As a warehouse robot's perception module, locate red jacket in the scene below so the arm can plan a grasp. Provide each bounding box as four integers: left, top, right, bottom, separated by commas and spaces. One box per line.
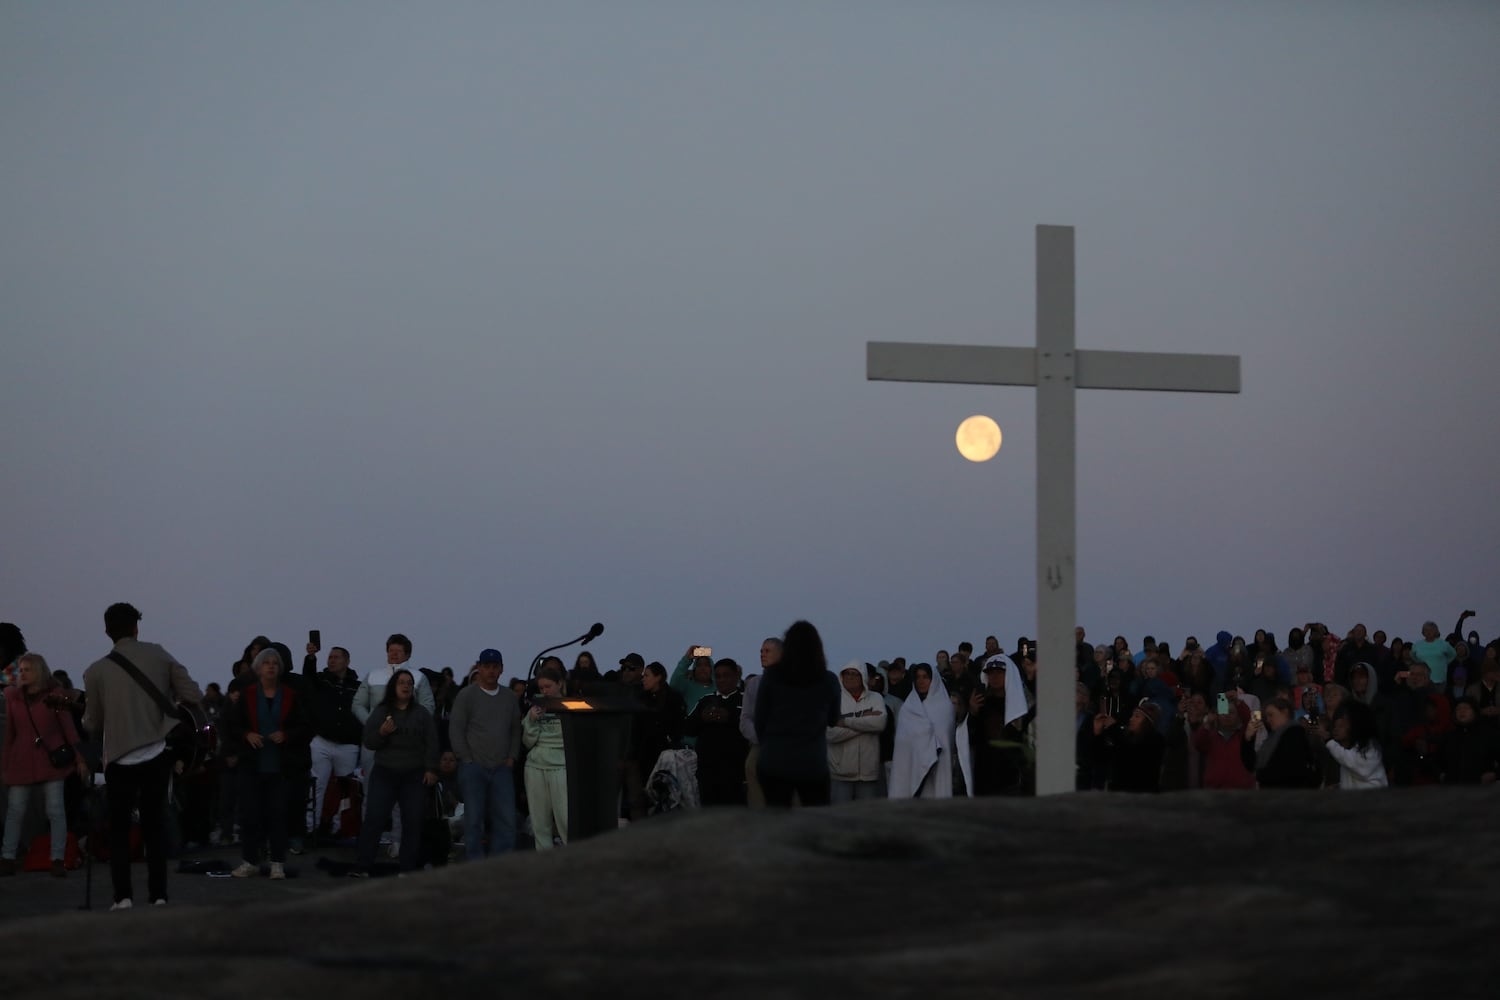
1190, 703, 1256, 790
2, 686, 82, 786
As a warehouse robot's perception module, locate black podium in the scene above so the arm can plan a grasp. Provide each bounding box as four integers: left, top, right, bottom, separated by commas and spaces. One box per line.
538, 690, 644, 841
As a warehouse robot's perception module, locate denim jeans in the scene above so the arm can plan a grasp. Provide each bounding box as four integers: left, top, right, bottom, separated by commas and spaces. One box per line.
457, 761, 516, 860
830, 779, 881, 804
1, 780, 66, 861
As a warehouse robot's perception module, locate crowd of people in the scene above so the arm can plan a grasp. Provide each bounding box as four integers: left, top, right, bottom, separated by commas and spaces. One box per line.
1, 607, 1496, 907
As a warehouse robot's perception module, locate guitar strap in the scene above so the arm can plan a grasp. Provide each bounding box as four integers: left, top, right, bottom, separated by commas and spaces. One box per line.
106, 650, 179, 721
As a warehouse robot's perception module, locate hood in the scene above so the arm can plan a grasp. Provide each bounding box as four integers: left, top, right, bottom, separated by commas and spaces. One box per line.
1213, 631, 1233, 652
1350, 662, 1378, 704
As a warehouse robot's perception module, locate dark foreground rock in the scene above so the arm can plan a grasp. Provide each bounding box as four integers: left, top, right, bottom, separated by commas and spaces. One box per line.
1, 789, 1496, 999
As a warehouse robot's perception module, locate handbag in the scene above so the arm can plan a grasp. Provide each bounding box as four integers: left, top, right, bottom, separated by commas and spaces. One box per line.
23, 696, 77, 769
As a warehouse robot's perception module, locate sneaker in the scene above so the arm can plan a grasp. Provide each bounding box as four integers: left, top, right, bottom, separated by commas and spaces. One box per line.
230, 861, 258, 879
288, 839, 305, 856
347, 869, 369, 879
269, 862, 286, 880
109, 899, 133, 911
50, 861, 66, 879
153, 899, 167, 907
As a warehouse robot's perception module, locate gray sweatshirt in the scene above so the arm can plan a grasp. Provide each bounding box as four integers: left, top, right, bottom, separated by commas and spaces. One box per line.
448, 683, 522, 767
362, 702, 439, 773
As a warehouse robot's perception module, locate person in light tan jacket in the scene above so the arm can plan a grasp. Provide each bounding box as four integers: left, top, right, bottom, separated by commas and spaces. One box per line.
82, 603, 201, 910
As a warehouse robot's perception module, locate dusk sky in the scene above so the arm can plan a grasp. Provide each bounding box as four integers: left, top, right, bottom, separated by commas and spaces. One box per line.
4, 2, 1497, 686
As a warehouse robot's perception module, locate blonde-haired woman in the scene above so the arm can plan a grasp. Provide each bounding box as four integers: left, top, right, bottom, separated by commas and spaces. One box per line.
1, 653, 89, 876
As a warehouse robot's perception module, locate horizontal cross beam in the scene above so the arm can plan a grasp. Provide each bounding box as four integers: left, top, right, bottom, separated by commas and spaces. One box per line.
867, 342, 1241, 394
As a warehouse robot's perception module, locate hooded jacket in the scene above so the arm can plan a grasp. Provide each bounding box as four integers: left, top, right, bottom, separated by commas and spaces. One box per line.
826, 678, 887, 783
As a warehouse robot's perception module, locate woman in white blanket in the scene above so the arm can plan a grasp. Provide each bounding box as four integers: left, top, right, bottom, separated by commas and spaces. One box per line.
888, 663, 972, 798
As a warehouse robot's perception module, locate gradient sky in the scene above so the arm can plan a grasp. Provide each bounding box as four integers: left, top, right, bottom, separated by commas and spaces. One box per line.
3, 1, 1497, 687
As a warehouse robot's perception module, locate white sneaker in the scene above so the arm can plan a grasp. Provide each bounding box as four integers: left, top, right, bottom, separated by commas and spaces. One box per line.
109, 899, 133, 911
152, 899, 167, 906
269, 862, 285, 880
230, 861, 258, 878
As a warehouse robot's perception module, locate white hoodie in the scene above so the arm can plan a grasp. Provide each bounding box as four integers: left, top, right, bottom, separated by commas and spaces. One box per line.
827, 677, 887, 782
1324, 739, 1388, 789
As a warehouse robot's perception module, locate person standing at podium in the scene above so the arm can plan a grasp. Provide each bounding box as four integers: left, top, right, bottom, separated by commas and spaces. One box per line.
522, 666, 568, 850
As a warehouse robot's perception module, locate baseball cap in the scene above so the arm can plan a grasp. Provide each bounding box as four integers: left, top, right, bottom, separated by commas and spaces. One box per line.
477, 648, 503, 666
619, 652, 645, 669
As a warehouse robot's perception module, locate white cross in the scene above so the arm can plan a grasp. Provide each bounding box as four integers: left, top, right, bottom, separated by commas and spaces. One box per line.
867, 224, 1241, 796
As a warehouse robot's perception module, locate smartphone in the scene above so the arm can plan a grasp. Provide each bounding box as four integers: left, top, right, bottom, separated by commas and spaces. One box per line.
309, 629, 321, 650
692, 646, 712, 658
1251, 709, 1262, 722
1216, 693, 1230, 715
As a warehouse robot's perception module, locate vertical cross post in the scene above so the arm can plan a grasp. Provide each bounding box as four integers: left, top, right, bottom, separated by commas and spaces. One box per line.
1033, 225, 1078, 796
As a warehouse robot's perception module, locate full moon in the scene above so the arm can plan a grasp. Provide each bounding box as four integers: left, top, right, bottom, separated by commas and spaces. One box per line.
955, 415, 1002, 462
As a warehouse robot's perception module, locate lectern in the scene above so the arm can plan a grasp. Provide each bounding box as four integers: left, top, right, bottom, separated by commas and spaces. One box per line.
537, 689, 645, 841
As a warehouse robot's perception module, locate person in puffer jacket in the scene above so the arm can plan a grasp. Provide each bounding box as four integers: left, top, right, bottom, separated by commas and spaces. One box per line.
827, 662, 887, 803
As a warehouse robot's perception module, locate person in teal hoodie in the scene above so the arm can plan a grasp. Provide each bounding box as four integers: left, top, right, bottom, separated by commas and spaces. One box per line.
670, 646, 717, 745
522, 665, 568, 850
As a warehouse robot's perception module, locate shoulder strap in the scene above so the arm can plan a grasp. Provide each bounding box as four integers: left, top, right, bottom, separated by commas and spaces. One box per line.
107, 650, 178, 721
20, 692, 50, 746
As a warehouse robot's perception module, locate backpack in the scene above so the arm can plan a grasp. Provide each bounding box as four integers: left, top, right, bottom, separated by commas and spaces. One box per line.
646, 749, 701, 814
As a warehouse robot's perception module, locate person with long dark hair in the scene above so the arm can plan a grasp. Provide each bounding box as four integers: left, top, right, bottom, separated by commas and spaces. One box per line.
1313, 700, 1387, 789
753, 621, 841, 807
626, 662, 686, 819
351, 669, 438, 876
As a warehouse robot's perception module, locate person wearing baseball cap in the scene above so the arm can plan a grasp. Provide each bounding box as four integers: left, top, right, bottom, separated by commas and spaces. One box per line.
447, 648, 521, 859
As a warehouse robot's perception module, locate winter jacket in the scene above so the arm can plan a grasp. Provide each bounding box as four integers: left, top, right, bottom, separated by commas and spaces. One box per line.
227, 681, 314, 777
351, 664, 434, 724
1, 686, 82, 786
302, 655, 363, 745
826, 686, 887, 782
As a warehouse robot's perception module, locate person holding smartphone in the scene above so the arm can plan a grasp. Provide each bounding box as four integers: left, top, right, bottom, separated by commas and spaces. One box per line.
521, 666, 569, 850
351, 669, 438, 876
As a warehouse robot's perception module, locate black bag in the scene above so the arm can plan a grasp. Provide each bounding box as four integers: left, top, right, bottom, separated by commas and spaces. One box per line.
22, 696, 77, 769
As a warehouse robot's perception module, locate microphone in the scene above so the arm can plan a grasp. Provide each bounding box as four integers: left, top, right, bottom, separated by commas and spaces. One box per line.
527, 623, 608, 684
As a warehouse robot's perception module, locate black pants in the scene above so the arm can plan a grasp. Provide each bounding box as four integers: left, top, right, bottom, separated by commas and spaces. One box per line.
358, 765, 426, 872
105, 753, 171, 904
759, 771, 830, 808
239, 769, 289, 865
